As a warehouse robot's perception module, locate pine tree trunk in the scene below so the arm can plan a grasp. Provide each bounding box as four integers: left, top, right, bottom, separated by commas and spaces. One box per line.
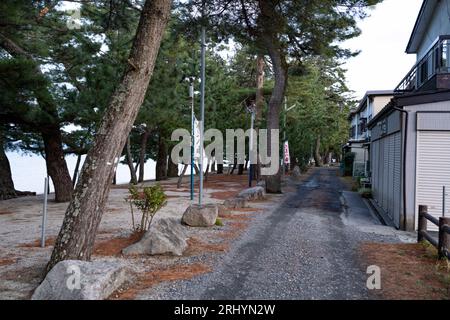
167, 146, 179, 177
314, 135, 322, 167
230, 156, 237, 175
0, 143, 16, 200
261, 43, 286, 193
46, 0, 171, 273
204, 163, 210, 182
255, 54, 265, 183
156, 134, 168, 181
138, 130, 149, 182
72, 154, 82, 187
125, 135, 137, 184
42, 128, 73, 202
255, 54, 265, 122
259, 1, 287, 194
177, 164, 188, 188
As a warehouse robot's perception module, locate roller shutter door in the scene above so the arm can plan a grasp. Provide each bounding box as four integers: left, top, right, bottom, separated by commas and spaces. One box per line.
393, 133, 401, 228
416, 131, 450, 231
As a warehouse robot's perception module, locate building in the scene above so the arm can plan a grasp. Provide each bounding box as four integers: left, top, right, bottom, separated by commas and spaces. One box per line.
344, 91, 393, 177
368, 0, 450, 231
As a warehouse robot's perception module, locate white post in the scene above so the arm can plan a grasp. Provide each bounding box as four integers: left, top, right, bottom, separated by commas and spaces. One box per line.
41, 176, 49, 248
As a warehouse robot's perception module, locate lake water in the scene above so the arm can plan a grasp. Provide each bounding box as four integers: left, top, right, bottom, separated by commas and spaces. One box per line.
7, 151, 159, 195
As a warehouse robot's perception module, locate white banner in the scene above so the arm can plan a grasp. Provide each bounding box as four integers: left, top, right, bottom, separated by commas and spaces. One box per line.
283, 141, 290, 164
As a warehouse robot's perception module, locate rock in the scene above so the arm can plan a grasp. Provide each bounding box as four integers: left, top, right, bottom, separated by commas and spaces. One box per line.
31, 260, 127, 300
292, 166, 301, 178
182, 203, 218, 227
122, 218, 187, 256
236, 186, 265, 201
223, 197, 248, 209
217, 204, 228, 217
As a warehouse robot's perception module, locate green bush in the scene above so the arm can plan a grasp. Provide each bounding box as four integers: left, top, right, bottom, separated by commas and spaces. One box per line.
343, 152, 355, 176
358, 188, 372, 199
215, 217, 224, 227
125, 184, 167, 232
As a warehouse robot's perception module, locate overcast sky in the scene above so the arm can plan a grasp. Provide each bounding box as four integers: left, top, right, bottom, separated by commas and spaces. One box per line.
343, 0, 423, 99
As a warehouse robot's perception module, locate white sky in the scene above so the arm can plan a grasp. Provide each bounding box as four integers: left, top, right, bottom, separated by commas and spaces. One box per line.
343, 0, 423, 99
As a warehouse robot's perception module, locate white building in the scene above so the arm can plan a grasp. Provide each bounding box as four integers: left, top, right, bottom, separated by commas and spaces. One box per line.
344, 91, 393, 177
368, 0, 450, 230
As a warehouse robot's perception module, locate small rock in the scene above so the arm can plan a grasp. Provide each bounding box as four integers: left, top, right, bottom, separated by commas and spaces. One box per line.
223, 197, 248, 209
292, 166, 301, 178
217, 204, 228, 217
236, 186, 265, 201
182, 203, 218, 227
31, 260, 127, 300
122, 218, 187, 256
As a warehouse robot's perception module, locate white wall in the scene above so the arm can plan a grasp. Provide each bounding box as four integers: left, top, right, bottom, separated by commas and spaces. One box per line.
416, 0, 450, 60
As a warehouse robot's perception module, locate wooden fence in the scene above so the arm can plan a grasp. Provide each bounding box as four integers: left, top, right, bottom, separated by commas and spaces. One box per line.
417, 205, 450, 260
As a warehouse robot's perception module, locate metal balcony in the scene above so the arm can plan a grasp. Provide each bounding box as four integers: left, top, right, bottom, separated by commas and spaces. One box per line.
395, 35, 450, 93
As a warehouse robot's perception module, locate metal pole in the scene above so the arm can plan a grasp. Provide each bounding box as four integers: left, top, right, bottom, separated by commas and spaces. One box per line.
282, 97, 287, 175
41, 176, 48, 248
249, 111, 255, 187
190, 83, 194, 201
199, 5, 206, 207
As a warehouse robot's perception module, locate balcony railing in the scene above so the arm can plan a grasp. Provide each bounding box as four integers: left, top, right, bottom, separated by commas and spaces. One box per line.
395, 35, 450, 92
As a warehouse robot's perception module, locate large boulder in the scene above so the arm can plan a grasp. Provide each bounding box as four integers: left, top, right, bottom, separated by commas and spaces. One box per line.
32, 260, 127, 300
122, 218, 187, 256
182, 203, 218, 227
236, 186, 265, 201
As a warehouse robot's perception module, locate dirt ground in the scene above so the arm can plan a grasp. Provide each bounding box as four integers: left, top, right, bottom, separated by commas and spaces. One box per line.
360, 242, 450, 300
0, 173, 275, 300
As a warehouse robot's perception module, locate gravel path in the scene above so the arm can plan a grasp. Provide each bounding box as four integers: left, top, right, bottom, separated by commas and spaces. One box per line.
138, 167, 414, 300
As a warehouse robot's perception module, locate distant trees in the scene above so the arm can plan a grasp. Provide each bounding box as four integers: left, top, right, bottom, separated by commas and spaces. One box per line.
178, 0, 382, 192
286, 59, 351, 169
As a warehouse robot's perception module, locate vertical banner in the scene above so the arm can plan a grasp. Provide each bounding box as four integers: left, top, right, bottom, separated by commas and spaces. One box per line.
194, 117, 201, 160
284, 141, 290, 164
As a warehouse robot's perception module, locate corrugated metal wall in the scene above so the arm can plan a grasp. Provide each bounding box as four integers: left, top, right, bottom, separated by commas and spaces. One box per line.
416, 131, 450, 231
371, 132, 402, 228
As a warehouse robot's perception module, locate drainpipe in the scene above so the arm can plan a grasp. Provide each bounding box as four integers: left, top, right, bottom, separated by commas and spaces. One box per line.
393, 106, 409, 230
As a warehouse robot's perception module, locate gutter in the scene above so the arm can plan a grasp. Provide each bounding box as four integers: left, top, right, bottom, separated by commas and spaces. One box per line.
393, 106, 409, 230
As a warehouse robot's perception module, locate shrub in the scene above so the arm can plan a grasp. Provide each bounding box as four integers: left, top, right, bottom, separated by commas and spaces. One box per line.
343, 152, 355, 176
215, 217, 224, 227
125, 184, 167, 232
358, 188, 372, 199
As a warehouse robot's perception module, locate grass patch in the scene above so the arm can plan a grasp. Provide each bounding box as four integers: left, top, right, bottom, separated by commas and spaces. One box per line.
360, 242, 450, 300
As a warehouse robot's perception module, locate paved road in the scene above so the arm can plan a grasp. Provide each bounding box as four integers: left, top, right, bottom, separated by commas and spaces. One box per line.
141, 167, 411, 300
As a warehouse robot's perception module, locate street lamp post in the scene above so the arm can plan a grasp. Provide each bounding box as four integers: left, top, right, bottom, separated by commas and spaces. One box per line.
189, 81, 194, 201
199, 2, 206, 207
246, 103, 256, 187
282, 97, 287, 175
282, 98, 299, 175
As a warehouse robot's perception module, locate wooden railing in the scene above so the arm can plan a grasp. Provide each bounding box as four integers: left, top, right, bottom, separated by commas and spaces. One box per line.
417, 205, 450, 259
